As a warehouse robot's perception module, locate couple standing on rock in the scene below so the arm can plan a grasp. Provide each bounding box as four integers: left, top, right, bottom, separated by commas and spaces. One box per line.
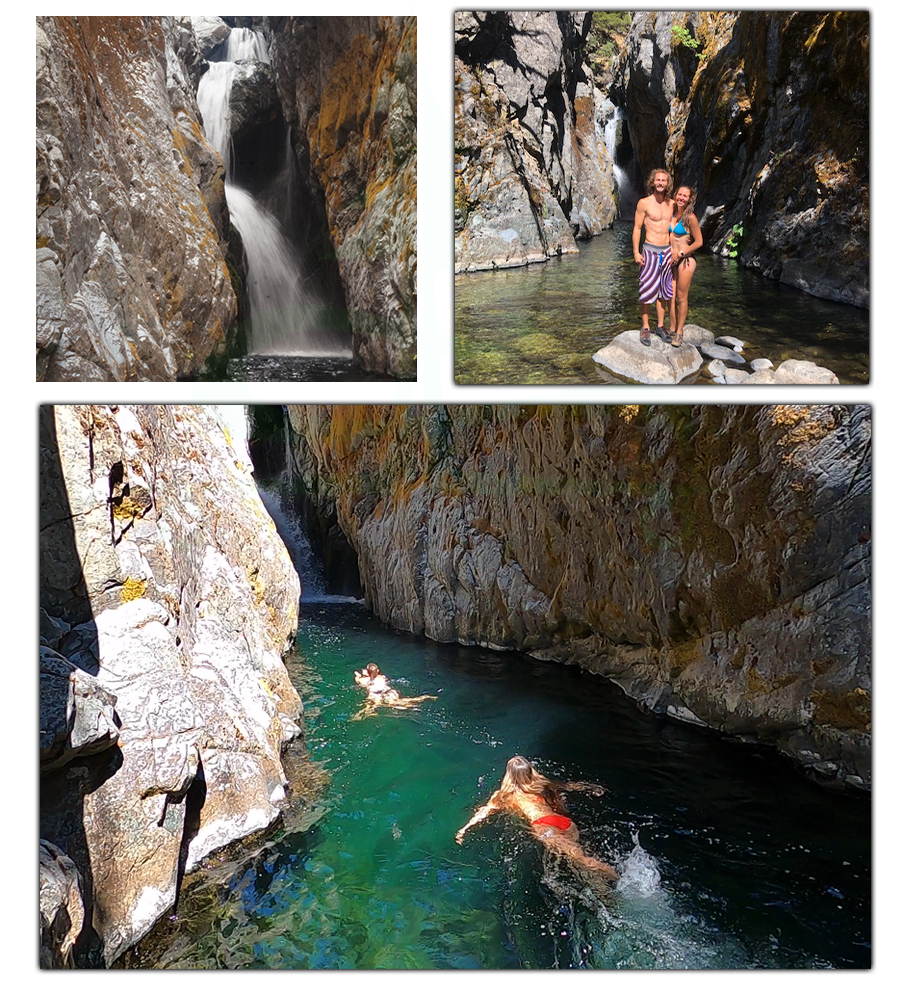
633, 168, 703, 349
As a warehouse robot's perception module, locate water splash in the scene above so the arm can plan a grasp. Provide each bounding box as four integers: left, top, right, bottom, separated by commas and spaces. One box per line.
616, 831, 662, 897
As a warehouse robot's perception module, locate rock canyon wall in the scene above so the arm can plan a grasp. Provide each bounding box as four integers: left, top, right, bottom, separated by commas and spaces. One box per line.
272, 16, 417, 378
455, 11, 616, 272
285, 404, 871, 791
36, 16, 416, 379
40, 405, 302, 964
611, 10, 868, 306
37, 18, 237, 380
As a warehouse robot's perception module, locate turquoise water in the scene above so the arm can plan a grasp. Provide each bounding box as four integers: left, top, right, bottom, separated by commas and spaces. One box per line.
455, 225, 870, 384
124, 602, 870, 970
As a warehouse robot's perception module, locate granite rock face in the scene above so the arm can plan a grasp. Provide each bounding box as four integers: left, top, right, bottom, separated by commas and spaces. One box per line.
36, 17, 238, 380
286, 404, 871, 790
39, 405, 302, 964
272, 17, 417, 378
40, 840, 85, 968
455, 11, 616, 272
611, 11, 869, 307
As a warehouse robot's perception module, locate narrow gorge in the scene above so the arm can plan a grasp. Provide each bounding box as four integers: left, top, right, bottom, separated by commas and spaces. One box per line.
454, 11, 869, 385
36, 16, 416, 381
40, 404, 871, 969
455, 10, 868, 306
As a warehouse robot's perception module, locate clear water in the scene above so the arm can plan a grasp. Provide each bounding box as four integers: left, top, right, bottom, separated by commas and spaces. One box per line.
187, 354, 401, 382
122, 603, 870, 970
455, 225, 869, 384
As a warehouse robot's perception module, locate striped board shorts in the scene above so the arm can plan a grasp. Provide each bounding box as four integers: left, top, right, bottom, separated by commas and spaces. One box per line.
639, 243, 674, 303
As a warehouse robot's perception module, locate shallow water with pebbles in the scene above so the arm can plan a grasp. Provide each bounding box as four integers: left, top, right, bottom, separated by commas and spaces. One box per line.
455, 224, 869, 385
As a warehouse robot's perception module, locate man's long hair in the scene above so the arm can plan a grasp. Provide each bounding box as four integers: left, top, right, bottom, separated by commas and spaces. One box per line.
645, 167, 673, 198
495, 756, 568, 814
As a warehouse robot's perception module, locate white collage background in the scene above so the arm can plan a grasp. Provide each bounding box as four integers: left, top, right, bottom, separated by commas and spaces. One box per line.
16, 2, 892, 996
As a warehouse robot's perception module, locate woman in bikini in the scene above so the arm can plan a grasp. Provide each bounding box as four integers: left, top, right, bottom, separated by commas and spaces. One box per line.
667, 185, 703, 348
454, 756, 618, 882
352, 662, 436, 717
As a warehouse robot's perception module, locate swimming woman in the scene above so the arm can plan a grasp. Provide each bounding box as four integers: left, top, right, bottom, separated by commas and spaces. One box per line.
667, 184, 703, 347
352, 662, 436, 718
455, 756, 618, 882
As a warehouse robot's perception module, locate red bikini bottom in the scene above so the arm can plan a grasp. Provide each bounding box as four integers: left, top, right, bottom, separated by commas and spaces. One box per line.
532, 814, 572, 831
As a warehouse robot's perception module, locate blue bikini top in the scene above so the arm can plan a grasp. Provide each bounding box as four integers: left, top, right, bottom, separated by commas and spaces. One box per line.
669, 217, 688, 237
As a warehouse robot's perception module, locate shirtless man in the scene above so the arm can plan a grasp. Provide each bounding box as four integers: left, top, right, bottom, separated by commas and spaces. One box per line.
633, 168, 675, 345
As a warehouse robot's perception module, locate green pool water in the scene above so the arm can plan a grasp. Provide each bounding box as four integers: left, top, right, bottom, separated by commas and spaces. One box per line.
122, 602, 870, 970
454, 225, 870, 385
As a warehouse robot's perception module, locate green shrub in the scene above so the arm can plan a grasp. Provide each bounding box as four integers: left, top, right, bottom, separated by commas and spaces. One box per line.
725, 223, 745, 258
671, 24, 702, 52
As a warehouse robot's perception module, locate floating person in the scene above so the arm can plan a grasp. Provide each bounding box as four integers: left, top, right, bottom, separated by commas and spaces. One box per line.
632, 167, 675, 346
351, 662, 437, 719
667, 183, 703, 348
455, 756, 618, 883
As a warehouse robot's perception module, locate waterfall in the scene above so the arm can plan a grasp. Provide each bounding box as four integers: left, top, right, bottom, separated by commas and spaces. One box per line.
256, 479, 359, 605
196, 26, 347, 357
225, 186, 348, 356
603, 106, 640, 221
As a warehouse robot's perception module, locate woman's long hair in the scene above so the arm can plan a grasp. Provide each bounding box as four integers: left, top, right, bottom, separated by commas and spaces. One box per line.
496, 756, 568, 814
673, 185, 696, 224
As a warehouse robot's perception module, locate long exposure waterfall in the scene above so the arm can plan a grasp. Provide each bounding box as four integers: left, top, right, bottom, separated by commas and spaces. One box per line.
603, 107, 640, 221
197, 27, 348, 357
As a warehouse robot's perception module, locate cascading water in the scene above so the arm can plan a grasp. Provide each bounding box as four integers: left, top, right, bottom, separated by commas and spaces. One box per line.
196, 26, 348, 357
603, 106, 640, 220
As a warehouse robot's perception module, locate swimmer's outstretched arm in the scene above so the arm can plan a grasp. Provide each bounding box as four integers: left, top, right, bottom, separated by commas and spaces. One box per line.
455, 795, 500, 843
